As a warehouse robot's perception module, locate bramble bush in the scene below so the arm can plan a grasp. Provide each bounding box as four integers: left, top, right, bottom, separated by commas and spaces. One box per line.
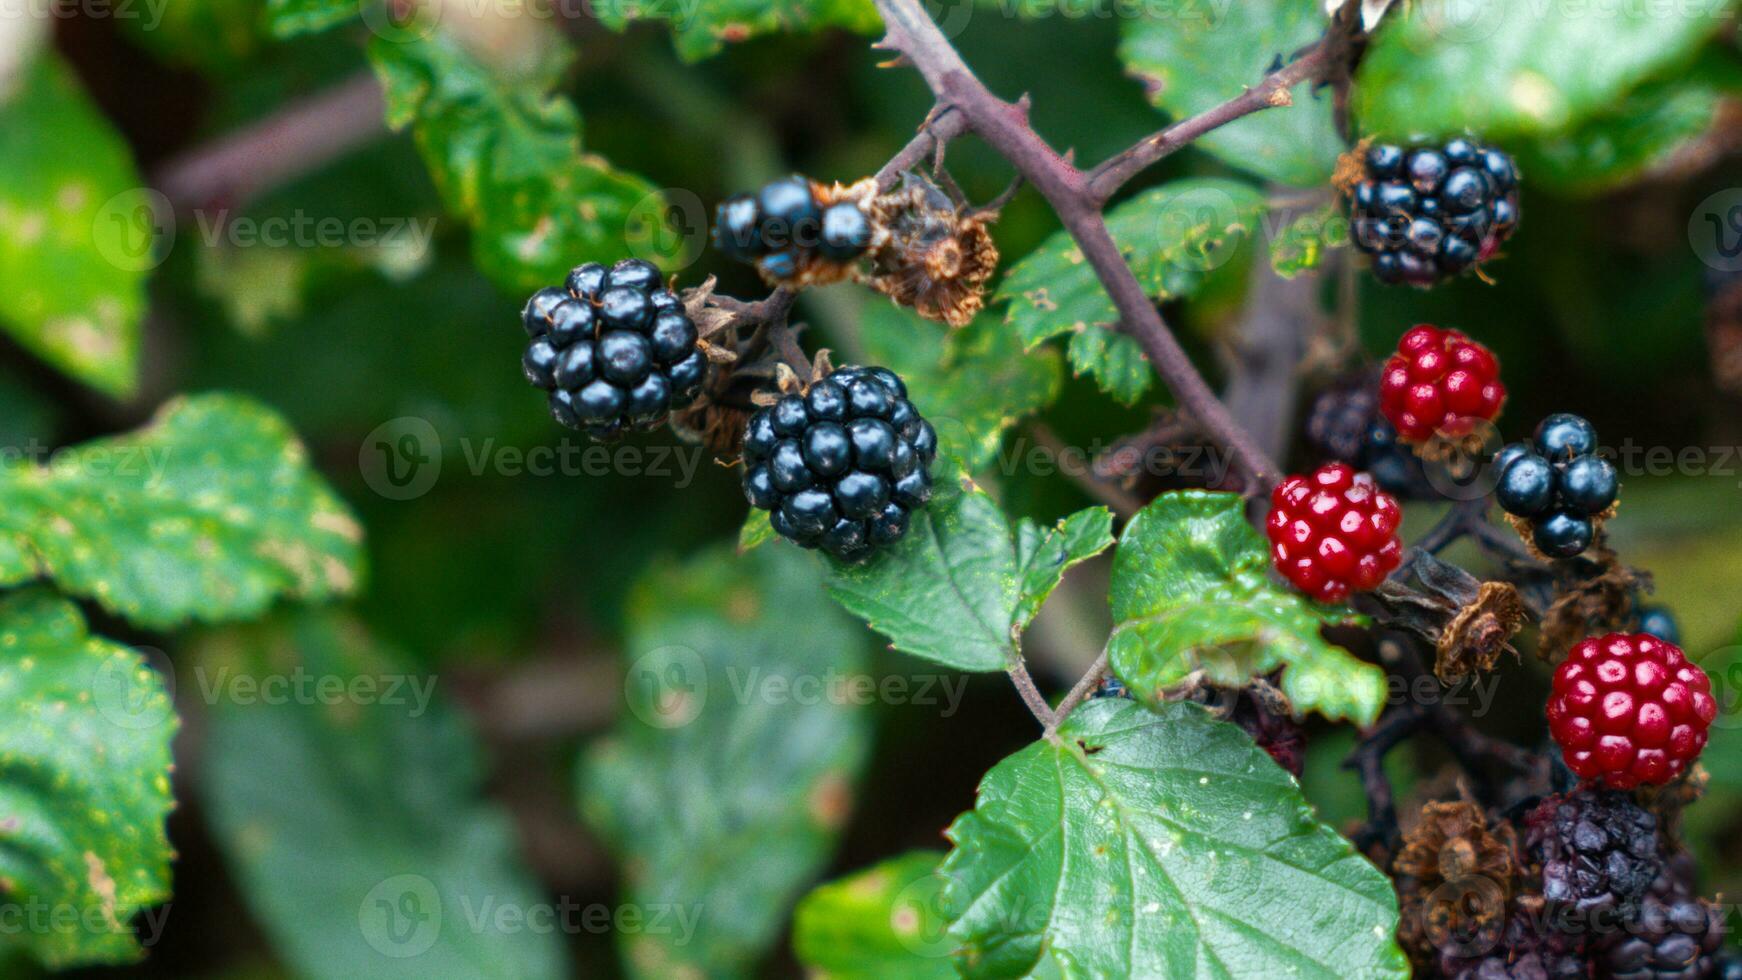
4, 0, 1742, 977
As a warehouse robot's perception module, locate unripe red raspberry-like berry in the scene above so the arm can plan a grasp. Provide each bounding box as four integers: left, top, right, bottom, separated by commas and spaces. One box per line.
1378, 324, 1506, 443
1266, 463, 1403, 603
1548, 632, 1715, 789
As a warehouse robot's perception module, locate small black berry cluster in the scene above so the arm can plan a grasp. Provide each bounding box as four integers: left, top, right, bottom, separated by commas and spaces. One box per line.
1303, 379, 1435, 499
1349, 137, 1520, 287
1494, 413, 1618, 559
742, 366, 937, 562
715, 175, 873, 281
520, 259, 707, 441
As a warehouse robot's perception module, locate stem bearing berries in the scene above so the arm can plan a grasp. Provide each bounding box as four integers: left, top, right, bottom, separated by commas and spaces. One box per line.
1547, 632, 1715, 788
1348, 138, 1520, 287
741, 365, 938, 562
1494, 413, 1618, 559
1266, 463, 1403, 603
520, 259, 707, 441
1379, 325, 1506, 444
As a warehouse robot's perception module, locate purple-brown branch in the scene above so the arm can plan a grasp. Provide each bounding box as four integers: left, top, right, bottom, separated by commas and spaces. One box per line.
872, 0, 1283, 494
1084, 44, 1335, 205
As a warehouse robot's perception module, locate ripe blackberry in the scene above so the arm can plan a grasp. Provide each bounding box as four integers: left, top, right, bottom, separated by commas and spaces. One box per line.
741, 366, 937, 562
1494, 414, 1617, 559
520, 259, 706, 441
713, 175, 874, 284
1598, 870, 1723, 980
1524, 788, 1661, 928
1379, 324, 1506, 443
1265, 462, 1404, 603
1349, 137, 1520, 287
1547, 632, 1714, 788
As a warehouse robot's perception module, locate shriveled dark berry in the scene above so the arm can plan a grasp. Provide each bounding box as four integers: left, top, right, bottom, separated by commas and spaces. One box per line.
1524, 787, 1661, 926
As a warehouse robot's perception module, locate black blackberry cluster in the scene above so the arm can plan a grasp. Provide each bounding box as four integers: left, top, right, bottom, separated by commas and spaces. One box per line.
1350, 137, 1520, 287
742, 366, 937, 562
520, 259, 706, 441
1599, 856, 1723, 980
1303, 379, 1435, 498
1494, 414, 1618, 559
715, 175, 873, 280
1523, 788, 1661, 928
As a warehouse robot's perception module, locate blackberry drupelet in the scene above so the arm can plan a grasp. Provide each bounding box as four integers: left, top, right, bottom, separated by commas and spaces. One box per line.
741, 366, 938, 562
1349, 137, 1521, 287
520, 259, 706, 441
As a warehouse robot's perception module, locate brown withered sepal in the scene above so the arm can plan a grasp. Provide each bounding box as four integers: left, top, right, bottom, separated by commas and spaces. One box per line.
867, 172, 999, 328
1392, 800, 1519, 968
1362, 551, 1528, 684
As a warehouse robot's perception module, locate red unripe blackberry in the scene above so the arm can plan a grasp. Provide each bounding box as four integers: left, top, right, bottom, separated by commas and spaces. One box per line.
1266, 463, 1403, 603
1379, 324, 1506, 442
1547, 633, 1716, 789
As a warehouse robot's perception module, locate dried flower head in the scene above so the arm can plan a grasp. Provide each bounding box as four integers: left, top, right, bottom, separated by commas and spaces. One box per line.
867, 172, 999, 327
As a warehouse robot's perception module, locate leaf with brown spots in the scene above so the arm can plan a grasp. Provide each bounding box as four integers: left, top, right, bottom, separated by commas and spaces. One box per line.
0, 589, 176, 967
0, 49, 145, 397
0, 393, 364, 628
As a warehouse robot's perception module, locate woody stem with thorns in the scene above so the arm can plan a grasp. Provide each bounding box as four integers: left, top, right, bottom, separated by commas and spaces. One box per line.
862, 0, 1357, 729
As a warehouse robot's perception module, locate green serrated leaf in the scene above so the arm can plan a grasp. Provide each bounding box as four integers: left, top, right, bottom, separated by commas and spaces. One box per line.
826, 467, 1112, 672
1356, 0, 1733, 140
592, 0, 880, 61
1119, 3, 1344, 186
0, 589, 176, 968
0, 393, 365, 629
941, 698, 1408, 979
368, 30, 663, 296
1014, 506, 1115, 629
265, 0, 357, 37
579, 545, 872, 979
857, 301, 1062, 471
0, 49, 146, 397
1107, 490, 1385, 726
197, 611, 566, 979
792, 851, 956, 980
997, 179, 1266, 404
1270, 204, 1346, 279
